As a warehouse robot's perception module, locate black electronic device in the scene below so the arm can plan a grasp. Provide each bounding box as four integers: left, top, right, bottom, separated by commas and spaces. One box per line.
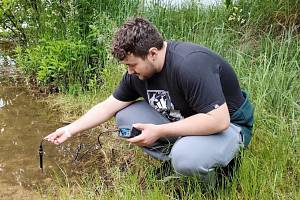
118, 127, 142, 138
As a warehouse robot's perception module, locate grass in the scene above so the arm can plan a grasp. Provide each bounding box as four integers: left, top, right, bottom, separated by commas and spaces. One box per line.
9, 0, 298, 199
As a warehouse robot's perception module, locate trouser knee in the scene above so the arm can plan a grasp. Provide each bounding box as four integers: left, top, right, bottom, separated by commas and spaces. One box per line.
170, 127, 242, 176
171, 156, 210, 176
170, 137, 213, 176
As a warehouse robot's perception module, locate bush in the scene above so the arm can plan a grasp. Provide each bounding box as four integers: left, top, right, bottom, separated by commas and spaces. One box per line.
15, 13, 116, 94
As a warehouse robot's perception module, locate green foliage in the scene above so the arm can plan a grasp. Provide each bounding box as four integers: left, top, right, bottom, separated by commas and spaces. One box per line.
15, 11, 116, 93
4, 0, 132, 93
0, 0, 54, 43
5, 0, 299, 94
16, 39, 102, 93
16, 40, 85, 88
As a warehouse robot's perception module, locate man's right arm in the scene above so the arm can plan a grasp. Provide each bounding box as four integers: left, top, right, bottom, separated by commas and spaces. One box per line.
45, 95, 133, 144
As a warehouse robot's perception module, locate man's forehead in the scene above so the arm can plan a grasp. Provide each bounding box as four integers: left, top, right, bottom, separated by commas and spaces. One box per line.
121, 53, 138, 64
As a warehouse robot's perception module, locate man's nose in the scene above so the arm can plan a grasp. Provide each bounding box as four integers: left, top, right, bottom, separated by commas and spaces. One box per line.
127, 68, 135, 75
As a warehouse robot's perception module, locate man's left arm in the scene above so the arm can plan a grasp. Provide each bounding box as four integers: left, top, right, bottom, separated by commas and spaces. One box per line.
159, 102, 230, 136
128, 102, 230, 147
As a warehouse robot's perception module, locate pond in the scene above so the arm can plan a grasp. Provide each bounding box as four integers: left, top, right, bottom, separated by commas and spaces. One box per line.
0, 41, 64, 199
0, 41, 127, 199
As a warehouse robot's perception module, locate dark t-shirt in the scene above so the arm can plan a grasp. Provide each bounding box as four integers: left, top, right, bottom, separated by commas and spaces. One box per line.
113, 41, 245, 121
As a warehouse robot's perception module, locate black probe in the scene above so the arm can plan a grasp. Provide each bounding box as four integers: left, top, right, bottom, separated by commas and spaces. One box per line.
39, 139, 45, 172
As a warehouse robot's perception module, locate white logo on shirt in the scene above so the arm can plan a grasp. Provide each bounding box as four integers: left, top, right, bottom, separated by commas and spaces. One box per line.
147, 90, 183, 121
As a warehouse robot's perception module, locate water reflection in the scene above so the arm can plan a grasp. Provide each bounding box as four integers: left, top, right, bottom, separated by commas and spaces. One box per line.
0, 54, 16, 66
0, 92, 24, 109
0, 98, 5, 108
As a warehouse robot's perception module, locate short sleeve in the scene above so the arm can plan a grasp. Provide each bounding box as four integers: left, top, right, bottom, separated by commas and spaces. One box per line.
113, 72, 140, 102
178, 52, 226, 113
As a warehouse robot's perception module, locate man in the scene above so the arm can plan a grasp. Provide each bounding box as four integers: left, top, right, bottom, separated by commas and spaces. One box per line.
45, 17, 254, 177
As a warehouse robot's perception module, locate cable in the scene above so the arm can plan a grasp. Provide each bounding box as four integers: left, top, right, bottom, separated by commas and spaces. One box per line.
39, 129, 174, 172
72, 129, 118, 162
39, 129, 118, 172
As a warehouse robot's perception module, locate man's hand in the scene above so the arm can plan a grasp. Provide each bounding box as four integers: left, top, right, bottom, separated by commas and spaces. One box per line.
127, 123, 161, 147
44, 127, 72, 145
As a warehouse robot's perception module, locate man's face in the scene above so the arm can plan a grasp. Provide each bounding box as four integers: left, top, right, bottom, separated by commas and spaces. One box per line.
121, 53, 156, 80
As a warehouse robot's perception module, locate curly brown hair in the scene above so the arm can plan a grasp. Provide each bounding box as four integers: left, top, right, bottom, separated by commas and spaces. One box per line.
111, 17, 164, 61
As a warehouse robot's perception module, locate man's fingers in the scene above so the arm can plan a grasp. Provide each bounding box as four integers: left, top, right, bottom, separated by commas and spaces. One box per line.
44, 133, 53, 140
43, 127, 71, 145
127, 134, 143, 143
53, 137, 64, 145
132, 123, 145, 130
45, 134, 57, 142
44, 132, 60, 144
44, 129, 63, 141
53, 139, 60, 145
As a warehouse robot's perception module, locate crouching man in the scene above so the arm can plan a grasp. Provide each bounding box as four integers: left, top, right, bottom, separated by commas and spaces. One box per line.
45, 17, 254, 179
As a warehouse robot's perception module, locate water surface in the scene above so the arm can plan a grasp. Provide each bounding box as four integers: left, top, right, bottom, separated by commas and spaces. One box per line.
0, 42, 63, 199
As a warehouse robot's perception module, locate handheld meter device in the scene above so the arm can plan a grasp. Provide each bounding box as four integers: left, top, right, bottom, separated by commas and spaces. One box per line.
115, 101, 171, 139
115, 100, 179, 160
118, 127, 142, 138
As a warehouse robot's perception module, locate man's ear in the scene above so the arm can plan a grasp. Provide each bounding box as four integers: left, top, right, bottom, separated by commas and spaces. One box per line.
148, 47, 158, 60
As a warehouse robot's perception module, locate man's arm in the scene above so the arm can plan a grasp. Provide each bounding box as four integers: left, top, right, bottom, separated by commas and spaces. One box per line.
128, 103, 230, 146
45, 95, 132, 144
159, 102, 230, 136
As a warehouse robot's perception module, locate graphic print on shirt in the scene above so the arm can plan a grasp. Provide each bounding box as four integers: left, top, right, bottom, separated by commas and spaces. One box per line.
147, 90, 184, 121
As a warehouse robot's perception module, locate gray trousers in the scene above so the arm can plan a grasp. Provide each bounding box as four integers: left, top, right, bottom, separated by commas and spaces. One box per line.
143, 123, 243, 176
116, 101, 244, 176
